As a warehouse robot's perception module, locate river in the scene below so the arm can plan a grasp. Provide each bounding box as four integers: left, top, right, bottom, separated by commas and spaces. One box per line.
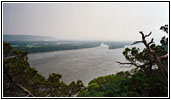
28, 43, 144, 86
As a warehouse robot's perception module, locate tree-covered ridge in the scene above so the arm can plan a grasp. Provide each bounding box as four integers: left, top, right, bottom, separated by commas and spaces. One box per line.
78, 70, 167, 97
3, 42, 85, 97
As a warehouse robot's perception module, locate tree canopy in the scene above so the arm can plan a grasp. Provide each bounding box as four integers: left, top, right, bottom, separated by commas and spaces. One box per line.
78, 25, 168, 97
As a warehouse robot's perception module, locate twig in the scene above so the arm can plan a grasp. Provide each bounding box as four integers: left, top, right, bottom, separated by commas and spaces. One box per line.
115, 61, 133, 65
159, 53, 168, 59
132, 41, 143, 45
145, 32, 152, 38
148, 38, 154, 45
116, 61, 151, 68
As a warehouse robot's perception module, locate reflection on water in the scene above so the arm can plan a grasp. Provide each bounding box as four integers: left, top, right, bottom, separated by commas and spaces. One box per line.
28, 43, 144, 86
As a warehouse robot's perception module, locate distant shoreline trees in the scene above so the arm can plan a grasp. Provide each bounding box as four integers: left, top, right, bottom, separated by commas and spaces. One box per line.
8, 41, 102, 53
7, 41, 131, 53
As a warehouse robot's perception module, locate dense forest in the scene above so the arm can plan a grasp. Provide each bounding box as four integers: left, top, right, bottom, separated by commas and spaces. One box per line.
3, 25, 168, 97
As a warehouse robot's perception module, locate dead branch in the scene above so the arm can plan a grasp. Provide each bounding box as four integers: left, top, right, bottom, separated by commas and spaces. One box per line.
139, 31, 168, 80
159, 53, 168, 59
148, 38, 154, 45
145, 31, 152, 38
116, 61, 151, 68
139, 31, 145, 37
117, 31, 168, 80
5, 70, 35, 97
115, 61, 133, 65
132, 41, 143, 45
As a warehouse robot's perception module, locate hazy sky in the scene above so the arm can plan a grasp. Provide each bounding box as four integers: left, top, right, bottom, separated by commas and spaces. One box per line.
3, 2, 169, 41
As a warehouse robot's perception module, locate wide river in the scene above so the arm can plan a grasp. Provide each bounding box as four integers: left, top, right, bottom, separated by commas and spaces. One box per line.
28, 43, 143, 86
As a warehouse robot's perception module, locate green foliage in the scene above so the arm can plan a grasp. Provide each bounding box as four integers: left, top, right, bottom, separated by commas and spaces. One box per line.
160, 25, 168, 51
78, 25, 168, 97
3, 42, 85, 97
3, 42, 13, 57
160, 24, 168, 34
78, 70, 167, 97
122, 34, 168, 74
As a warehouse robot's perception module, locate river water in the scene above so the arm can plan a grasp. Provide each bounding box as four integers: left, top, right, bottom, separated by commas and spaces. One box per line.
28, 43, 144, 86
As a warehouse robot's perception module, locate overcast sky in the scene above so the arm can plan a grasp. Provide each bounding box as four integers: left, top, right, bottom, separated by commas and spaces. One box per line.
3, 2, 169, 41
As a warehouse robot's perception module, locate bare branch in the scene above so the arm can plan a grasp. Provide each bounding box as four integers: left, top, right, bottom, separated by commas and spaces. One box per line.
129, 64, 133, 67
148, 38, 154, 45
132, 41, 143, 45
5, 70, 35, 97
145, 32, 152, 38
116, 61, 140, 68
119, 31, 167, 80
116, 61, 133, 65
139, 31, 145, 37
26, 94, 31, 97
118, 31, 168, 80
116, 61, 152, 69
17, 83, 35, 97
138, 31, 167, 80
159, 53, 168, 59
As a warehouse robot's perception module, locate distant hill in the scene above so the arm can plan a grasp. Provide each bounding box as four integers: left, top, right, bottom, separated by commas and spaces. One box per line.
3, 35, 57, 41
